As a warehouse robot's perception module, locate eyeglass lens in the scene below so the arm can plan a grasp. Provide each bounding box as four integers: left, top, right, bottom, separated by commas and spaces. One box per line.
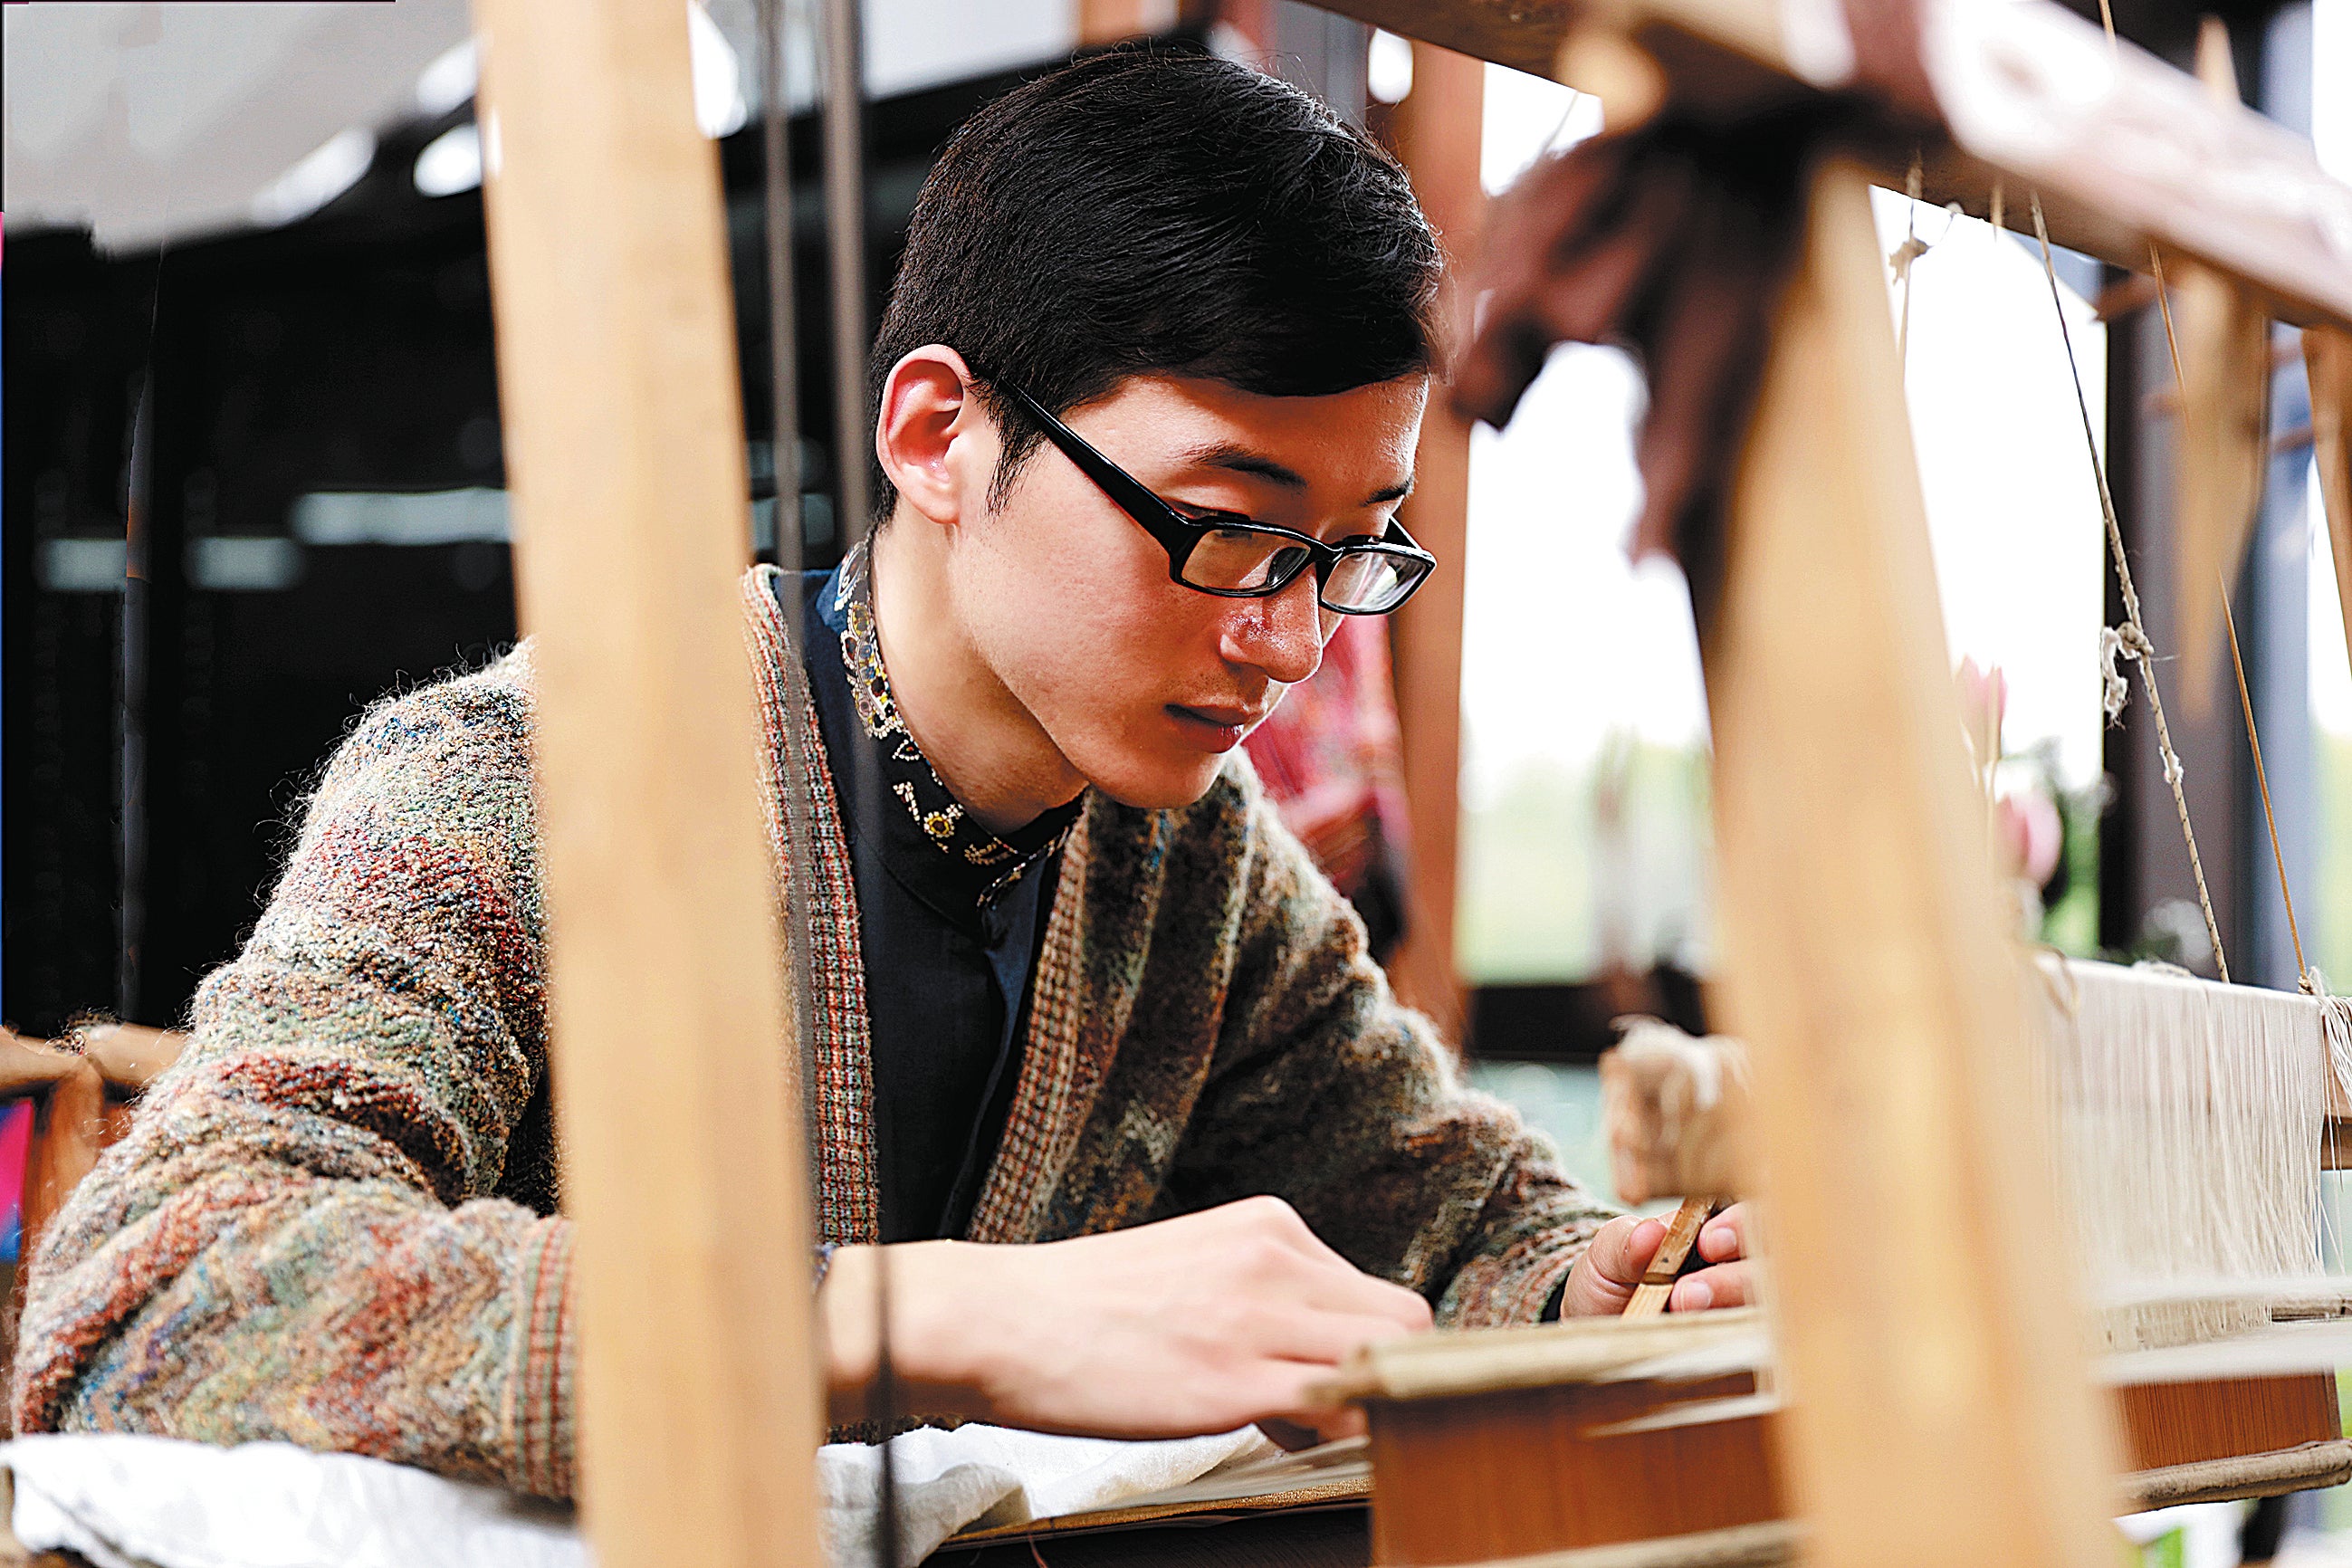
1183, 529, 1313, 595
1321, 550, 1411, 612
1181, 528, 1414, 613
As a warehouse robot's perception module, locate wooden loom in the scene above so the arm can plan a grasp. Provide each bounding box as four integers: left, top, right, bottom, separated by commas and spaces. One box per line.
455, 0, 2352, 1566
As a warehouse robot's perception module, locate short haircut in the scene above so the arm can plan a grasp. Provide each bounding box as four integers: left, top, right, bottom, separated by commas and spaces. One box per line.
867, 45, 1443, 520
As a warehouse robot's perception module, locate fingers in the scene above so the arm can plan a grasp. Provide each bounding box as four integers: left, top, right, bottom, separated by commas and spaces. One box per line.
1301, 1259, 1430, 1333
960, 1199, 1440, 1441
1582, 1213, 1668, 1289
1243, 1357, 1374, 1439
1259, 1306, 1426, 1368
1257, 1404, 1367, 1448
1257, 1416, 1329, 1452
1673, 1203, 1754, 1310
1668, 1259, 1752, 1312
1553, 1214, 1666, 1318
1215, 1196, 1432, 1333
1697, 1201, 1747, 1264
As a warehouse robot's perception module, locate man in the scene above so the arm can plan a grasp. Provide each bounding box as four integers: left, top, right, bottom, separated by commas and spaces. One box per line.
14, 48, 1749, 1498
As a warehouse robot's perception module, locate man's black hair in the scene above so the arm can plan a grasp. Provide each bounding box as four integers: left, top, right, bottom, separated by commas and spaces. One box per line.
867, 46, 1443, 520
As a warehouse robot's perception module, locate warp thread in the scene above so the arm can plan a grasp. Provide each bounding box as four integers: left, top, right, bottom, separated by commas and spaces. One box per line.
2312, 969, 2352, 1101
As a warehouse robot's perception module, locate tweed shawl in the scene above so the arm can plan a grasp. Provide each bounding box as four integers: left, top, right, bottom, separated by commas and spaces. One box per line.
12, 568, 1616, 1499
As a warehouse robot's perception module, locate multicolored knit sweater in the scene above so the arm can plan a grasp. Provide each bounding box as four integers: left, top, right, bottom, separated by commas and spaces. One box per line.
13, 568, 1615, 1500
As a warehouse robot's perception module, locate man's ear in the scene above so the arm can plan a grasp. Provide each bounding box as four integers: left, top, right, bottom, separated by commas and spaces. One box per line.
875, 346, 983, 527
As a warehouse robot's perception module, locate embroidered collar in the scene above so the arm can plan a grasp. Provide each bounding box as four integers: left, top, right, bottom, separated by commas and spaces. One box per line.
827, 540, 1080, 906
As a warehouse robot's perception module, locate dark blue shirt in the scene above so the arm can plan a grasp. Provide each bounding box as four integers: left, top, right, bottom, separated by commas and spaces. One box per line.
779, 552, 1082, 1242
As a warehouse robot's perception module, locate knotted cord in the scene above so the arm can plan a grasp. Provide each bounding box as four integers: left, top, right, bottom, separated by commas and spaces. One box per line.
1890, 155, 1927, 368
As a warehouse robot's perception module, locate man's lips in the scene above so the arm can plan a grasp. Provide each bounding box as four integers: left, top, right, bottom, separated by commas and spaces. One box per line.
1166, 703, 1268, 750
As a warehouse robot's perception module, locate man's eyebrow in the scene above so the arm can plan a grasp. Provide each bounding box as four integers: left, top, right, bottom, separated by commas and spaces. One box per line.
1177, 441, 1310, 492
1175, 441, 1415, 507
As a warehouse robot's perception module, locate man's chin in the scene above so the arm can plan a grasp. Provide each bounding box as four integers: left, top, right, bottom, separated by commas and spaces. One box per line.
1085, 753, 1229, 813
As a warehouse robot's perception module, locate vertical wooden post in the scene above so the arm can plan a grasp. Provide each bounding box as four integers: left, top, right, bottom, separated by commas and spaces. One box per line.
471, 0, 822, 1563
1382, 42, 1483, 1042
1702, 159, 2118, 1566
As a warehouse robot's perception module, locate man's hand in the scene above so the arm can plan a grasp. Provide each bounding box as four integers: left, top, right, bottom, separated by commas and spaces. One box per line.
1554, 1200, 1754, 1318
823, 1195, 1431, 1439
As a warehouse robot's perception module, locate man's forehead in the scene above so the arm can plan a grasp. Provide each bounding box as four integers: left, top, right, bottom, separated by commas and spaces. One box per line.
1105, 371, 1425, 494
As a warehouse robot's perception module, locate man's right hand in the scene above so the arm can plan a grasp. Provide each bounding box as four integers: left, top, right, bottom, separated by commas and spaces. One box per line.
821, 1194, 1432, 1439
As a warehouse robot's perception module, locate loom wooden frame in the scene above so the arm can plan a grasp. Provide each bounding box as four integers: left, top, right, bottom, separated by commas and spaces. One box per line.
460, 0, 2352, 1565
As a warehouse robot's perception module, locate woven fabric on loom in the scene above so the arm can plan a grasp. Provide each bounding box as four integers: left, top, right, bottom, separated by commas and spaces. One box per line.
2036, 957, 2334, 1352
8, 567, 1616, 1500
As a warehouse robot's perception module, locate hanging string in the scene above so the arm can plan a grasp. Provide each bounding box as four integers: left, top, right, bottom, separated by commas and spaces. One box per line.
2148, 245, 2190, 414
2134, 179, 2329, 1024
1539, 86, 1588, 160
2030, 192, 2230, 981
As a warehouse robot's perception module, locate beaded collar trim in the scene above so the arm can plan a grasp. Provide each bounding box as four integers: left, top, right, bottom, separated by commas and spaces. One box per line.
830, 540, 1077, 904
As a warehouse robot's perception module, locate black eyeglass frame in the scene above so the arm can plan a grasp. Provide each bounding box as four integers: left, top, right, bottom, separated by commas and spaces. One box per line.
992, 381, 1437, 617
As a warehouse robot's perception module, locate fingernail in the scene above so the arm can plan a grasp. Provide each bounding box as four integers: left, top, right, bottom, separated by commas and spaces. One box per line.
1681, 1279, 1713, 1311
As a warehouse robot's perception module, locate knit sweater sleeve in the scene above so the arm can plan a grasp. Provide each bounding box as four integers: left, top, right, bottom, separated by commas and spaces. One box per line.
1166, 770, 1620, 1329
11, 654, 577, 1499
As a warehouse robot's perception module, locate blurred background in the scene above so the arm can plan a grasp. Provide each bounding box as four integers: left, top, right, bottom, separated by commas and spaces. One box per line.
5, 0, 2348, 1228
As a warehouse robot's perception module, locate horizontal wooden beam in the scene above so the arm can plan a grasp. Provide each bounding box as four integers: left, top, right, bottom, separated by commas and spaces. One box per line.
1310, 0, 1573, 77
1907, 0, 2352, 329
1315, 0, 2352, 330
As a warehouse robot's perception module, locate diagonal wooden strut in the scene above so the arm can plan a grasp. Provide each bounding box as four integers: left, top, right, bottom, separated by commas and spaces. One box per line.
1702, 158, 2120, 1567
471, 0, 824, 1560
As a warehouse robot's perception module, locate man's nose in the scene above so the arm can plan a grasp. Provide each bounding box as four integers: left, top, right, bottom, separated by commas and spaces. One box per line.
1219, 569, 1328, 686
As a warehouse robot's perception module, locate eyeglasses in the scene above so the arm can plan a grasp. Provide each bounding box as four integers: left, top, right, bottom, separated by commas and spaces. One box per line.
994, 381, 1436, 617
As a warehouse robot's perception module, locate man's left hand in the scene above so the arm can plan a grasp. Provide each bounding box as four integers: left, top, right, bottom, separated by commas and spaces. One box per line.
1554, 1200, 1754, 1318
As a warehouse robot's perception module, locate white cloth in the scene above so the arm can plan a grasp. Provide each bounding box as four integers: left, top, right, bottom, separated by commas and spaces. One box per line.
820, 1424, 1273, 1564
5, 1423, 1276, 1568
4, 1434, 580, 1568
